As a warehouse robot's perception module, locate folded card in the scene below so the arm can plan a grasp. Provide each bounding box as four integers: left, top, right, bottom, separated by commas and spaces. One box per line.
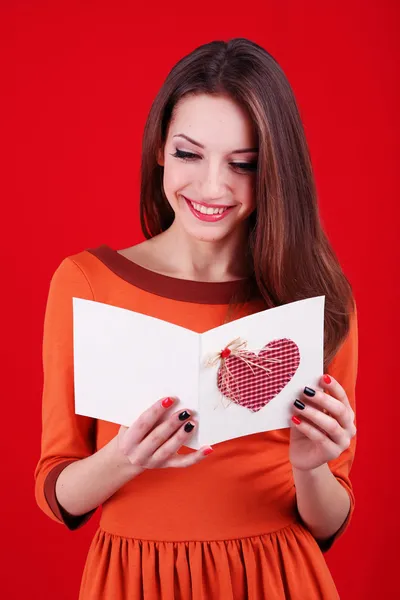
73, 295, 325, 449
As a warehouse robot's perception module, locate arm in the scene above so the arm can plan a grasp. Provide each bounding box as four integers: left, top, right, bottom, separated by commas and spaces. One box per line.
54, 436, 142, 517
34, 257, 207, 527
34, 257, 106, 529
293, 462, 351, 542
291, 304, 358, 551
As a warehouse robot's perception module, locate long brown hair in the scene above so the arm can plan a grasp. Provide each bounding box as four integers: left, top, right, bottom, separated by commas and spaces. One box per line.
139, 38, 355, 369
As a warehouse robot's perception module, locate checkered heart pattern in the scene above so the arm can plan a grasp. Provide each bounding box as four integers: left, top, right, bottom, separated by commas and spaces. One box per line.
217, 338, 300, 412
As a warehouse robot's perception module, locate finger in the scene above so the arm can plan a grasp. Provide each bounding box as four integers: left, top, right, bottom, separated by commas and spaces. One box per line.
121, 397, 179, 449
133, 412, 194, 465
293, 403, 350, 447
301, 387, 353, 429
320, 375, 352, 409
149, 420, 201, 467
166, 445, 214, 468
291, 416, 341, 456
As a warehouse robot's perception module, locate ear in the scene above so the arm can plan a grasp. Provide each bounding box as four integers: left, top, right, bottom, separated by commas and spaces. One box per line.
156, 147, 164, 167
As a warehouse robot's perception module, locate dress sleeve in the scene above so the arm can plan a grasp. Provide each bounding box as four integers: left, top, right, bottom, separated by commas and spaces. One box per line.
34, 257, 98, 530
316, 302, 359, 552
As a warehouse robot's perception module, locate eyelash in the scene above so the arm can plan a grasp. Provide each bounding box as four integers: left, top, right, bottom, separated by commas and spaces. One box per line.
170, 149, 257, 173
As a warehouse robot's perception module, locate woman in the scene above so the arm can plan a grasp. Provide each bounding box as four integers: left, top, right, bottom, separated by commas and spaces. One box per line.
35, 38, 358, 599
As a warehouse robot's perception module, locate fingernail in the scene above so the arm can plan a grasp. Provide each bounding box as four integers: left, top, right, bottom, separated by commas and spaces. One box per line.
294, 399, 305, 410
292, 415, 301, 425
162, 397, 174, 408
304, 387, 315, 397
203, 447, 213, 456
184, 421, 195, 432
179, 411, 191, 421
323, 374, 331, 384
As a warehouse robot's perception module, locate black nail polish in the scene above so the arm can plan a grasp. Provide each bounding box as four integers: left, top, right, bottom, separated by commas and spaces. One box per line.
294, 399, 305, 410
304, 387, 315, 397
184, 422, 195, 433
179, 411, 191, 421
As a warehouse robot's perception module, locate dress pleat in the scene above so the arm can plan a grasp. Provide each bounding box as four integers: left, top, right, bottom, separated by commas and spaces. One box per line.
79, 525, 340, 600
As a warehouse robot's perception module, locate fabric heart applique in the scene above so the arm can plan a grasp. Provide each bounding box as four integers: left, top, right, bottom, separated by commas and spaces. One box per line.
216, 338, 300, 412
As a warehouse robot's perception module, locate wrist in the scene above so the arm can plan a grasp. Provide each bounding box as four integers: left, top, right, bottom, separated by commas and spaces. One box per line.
292, 462, 330, 480
108, 436, 145, 480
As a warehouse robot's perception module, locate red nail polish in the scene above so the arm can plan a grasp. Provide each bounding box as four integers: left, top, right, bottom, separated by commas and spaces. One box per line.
203, 447, 214, 456
323, 374, 331, 384
162, 397, 174, 408
292, 415, 301, 425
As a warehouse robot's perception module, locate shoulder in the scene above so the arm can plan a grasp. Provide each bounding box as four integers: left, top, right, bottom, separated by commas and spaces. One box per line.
47, 242, 165, 301
47, 247, 107, 300
50, 251, 90, 283
117, 237, 173, 275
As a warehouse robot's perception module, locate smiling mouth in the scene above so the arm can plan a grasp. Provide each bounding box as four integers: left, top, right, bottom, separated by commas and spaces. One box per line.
182, 196, 235, 221
190, 202, 227, 215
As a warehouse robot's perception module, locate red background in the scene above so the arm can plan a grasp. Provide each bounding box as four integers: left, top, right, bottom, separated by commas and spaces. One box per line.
2, 1, 398, 598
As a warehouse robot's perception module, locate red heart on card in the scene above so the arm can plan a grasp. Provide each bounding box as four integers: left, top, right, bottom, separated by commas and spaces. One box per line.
217, 338, 300, 412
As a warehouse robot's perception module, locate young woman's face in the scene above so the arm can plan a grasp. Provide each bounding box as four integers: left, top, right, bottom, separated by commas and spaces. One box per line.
159, 94, 258, 243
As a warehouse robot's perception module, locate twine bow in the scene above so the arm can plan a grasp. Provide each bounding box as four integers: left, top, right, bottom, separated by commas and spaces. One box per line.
205, 338, 283, 406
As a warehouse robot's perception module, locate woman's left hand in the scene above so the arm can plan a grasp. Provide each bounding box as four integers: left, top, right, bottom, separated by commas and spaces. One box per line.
289, 374, 357, 471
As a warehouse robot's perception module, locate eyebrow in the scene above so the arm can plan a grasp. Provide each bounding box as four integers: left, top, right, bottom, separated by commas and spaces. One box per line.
173, 133, 258, 154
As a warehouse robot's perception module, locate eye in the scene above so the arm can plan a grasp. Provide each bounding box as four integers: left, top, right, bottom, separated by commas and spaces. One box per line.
170, 150, 257, 173
171, 149, 199, 162
231, 162, 258, 173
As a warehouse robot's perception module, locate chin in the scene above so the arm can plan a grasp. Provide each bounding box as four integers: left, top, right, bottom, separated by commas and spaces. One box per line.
168, 196, 254, 242
190, 231, 230, 243
179, 219, 246, 244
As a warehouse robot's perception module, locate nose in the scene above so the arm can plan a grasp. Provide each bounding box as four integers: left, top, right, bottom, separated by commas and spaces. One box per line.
199, 161, 227, 201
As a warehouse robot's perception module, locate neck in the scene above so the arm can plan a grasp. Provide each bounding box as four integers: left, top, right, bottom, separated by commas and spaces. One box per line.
152, 220, 253, 282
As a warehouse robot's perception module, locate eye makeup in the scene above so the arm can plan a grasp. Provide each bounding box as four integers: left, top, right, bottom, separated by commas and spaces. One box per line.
170, 149, 257, 172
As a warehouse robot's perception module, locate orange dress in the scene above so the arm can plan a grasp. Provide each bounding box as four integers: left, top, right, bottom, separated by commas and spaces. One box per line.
34, 245, 358, 600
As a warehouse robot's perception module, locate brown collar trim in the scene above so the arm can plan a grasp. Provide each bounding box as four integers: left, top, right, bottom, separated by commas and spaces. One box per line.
87, 245, 252, 304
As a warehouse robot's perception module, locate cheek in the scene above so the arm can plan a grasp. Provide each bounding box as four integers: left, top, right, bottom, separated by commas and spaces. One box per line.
238, 177, 256, 211
163, 159, 192, 196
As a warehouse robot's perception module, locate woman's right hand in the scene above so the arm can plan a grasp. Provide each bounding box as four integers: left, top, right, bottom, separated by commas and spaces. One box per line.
116, 397, 213, 471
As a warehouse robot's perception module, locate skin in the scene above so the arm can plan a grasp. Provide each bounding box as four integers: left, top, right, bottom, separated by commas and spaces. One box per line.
290, 375, 356, 541
56, 94, 356, 545
119, 93, 258, 282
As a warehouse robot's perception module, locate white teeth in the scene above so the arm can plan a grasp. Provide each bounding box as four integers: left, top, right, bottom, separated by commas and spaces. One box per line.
190, 200, 227, 215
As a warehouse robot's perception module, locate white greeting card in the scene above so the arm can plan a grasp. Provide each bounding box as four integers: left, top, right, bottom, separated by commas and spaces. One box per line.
73, 295, 325, 449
